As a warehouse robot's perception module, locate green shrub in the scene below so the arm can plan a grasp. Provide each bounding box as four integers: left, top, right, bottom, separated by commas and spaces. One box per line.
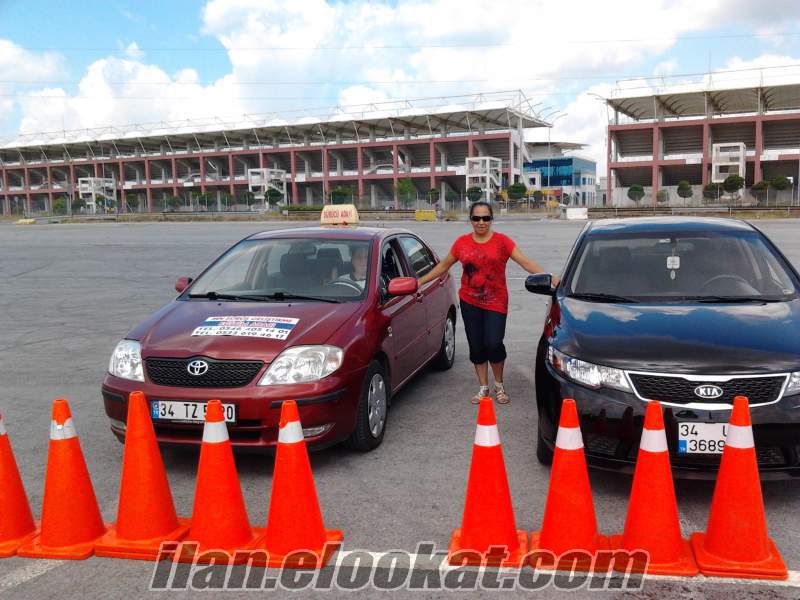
466, 186, 483, 202
702, 183, 723, 200
751, 180, 769, 204
677, 180, 693, 200
627, 184, 645, 203
771, 175, 791, 191
506, 182, 527, 200
656, 189, 669, 203
723, 174, 745, 195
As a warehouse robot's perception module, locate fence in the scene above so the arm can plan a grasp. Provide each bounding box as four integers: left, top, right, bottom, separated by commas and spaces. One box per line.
612, 185, 799, 209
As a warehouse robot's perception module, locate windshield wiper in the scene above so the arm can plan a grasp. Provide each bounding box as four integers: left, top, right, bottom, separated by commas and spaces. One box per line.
188, 291, 276, 302
264, 292, 341, 304
689, 295, 785, 304
568, 292, 639, 303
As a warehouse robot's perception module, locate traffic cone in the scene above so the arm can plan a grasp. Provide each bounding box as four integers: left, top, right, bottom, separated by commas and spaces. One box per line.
17, 399, 108, 560
256, 400, 342, 568
95, 391, 190, 560
530, 398, 608, 571
0, 412, 37, 557
609, 401, 698, 576
177, 400, 263, 564
690, 396, 788, 580
448, 397, 528, 567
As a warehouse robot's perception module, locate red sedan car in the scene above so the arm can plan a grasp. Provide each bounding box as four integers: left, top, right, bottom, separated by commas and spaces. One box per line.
103, 223, 458, 451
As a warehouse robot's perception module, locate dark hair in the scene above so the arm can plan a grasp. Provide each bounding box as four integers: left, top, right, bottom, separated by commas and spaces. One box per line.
469, 201, 493, 218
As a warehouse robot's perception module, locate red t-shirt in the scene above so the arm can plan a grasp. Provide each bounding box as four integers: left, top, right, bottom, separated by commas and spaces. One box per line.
450, 232, 516, 314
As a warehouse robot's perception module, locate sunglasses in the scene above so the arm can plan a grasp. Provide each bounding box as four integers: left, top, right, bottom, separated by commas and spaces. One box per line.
470, 215, 493, 222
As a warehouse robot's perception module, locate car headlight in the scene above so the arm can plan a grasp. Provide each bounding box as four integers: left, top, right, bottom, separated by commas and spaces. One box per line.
259, 346, 343, 385
108, 339, 144, 382
785, 372, 800, 396
547, 346, 631, 392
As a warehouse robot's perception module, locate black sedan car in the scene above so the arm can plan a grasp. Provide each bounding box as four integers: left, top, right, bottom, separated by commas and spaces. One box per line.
529, 217, 800, 479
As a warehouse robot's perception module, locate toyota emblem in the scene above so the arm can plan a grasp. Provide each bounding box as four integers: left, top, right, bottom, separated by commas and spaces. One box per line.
187, 359, 209, 376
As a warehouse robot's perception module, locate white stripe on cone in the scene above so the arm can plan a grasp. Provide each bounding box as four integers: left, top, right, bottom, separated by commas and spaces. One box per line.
555, 426, 583, 450
725, 423, 754, 449
202, 420, 229, 444
50, 418, 77, 440
640, 427, 668, 453
474, 424, 500, 447
0, 415, 6, 437
279, 420, 304, 444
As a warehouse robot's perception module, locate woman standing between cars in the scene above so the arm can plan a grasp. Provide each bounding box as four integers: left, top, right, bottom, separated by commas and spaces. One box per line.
417, 201, 558, 404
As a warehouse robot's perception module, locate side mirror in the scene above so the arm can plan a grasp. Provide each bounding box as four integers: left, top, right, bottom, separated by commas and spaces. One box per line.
525, 273, 555, 296
175, 276, 193, 293
387, 276, 418, 296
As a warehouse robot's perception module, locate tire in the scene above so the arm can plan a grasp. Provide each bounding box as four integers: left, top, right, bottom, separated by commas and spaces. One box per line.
347, 360, 390, 452
431, 312, 456, 371
536, 426, 554, 465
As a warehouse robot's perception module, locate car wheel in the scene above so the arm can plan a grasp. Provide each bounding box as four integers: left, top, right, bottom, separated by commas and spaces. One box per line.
432, 313, 456, 371
347, 360, 389, 452
536, 426, 554, 465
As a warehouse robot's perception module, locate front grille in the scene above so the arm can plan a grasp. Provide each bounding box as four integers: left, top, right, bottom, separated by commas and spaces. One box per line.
628, 373, 786, 406
145, 357, 264, 388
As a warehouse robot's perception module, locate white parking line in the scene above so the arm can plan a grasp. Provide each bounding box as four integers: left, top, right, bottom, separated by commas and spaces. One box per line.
0, 560, 64, 590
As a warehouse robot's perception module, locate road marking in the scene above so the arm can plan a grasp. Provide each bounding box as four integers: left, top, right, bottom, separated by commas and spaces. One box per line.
0, 560, 64, 590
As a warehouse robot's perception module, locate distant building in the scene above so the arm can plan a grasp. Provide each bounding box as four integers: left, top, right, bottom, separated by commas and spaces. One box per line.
522, 145, 597, 206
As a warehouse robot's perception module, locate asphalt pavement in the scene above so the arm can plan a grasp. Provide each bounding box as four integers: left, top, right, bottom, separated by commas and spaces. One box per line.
0, 217, 799, 598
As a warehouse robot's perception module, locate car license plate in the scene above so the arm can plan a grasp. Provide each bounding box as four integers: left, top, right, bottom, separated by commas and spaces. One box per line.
150, 400, 236, 424
677, 422, 727, 454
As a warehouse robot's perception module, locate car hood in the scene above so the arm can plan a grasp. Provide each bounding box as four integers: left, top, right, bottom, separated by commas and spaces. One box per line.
553, 297, 800, 374
130, 300, 361, 362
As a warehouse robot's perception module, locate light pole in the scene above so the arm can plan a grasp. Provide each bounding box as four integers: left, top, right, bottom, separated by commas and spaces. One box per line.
546, 112, 567, 207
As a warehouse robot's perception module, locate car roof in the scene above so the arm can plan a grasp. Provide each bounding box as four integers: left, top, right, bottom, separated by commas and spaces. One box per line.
246, 226, 413, 241
586, 216, 756, 235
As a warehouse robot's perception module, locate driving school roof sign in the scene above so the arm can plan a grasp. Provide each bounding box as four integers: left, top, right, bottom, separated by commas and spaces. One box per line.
321, 204, 359, 225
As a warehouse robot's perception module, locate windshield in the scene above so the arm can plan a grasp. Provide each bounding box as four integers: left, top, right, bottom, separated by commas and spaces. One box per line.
566, 231, 798, 302
187, 238, 372, 301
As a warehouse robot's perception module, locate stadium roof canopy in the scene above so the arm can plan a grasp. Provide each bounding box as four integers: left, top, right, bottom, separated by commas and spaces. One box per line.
1, 90, 549, 151
607, 81, 800, 121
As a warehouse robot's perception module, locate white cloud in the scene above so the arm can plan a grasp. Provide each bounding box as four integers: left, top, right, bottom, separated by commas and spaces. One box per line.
123, 42, 144, 60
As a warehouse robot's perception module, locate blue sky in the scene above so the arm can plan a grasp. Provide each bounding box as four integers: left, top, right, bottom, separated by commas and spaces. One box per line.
1, 0, 799, 170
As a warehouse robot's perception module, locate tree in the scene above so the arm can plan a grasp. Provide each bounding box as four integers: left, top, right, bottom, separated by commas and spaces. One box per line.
656, 189, 669, 203
52, 196, 68, 215
126, 194, 140, 212
750, 180, 769, 205
71, 197, 86, 213
676, 180, 693, 201
166, 196, 182, 211
266, 187, 283, 206
722, 174, 745, 200
702, 182, 723, 202
330, 186, 351, 204
506, 182, 527, 201
466, 186, 484, 202
771, 175, 791, 191
427, 188, 440, 204
627, 184, 645, 204
395, 178, 416, 207
445, 190, 459, 204
532, 190, 544, 205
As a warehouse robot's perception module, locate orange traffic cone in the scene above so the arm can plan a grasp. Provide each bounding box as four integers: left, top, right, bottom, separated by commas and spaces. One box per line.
690, 396, 788, 580
0, 412, 37, 557
609, 401, 698, 576
95, 391, 190, 560
448, 397, 528, 567
178, 400, 263, 563
256, 400, 342, 568
17, 399, 109, 560
530, 398, 608, 571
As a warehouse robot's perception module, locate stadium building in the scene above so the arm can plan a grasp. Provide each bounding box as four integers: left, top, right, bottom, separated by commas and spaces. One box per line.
0, 91, 550, 215
606, 80, 800, 207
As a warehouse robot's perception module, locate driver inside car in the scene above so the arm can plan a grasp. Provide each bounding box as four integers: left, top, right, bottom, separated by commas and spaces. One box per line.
333, 245, 368, 290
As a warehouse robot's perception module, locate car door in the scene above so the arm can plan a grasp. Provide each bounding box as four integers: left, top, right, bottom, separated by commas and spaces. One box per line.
379, 238, 428, 387
397, 235, 441, 361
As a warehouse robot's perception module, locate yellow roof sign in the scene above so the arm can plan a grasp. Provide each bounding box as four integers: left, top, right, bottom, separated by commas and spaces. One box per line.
320, 204, 360, 225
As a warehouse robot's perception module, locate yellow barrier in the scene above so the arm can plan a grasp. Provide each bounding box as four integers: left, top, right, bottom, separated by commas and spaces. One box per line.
415, 209, 436, 222
15, 218, 36, 225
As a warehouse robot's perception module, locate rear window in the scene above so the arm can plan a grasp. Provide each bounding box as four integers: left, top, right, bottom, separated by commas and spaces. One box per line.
567, 231, 798, 301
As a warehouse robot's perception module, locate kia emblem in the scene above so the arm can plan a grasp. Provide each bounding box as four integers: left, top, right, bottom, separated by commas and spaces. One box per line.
694, 384, 723, 399
187, 359, 209, 376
